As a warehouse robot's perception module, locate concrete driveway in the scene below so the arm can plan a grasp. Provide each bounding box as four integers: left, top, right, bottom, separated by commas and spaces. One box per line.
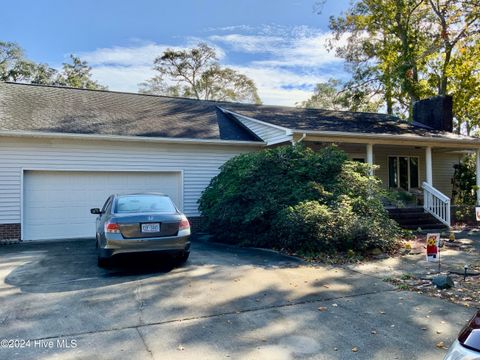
0, 238, 474, 360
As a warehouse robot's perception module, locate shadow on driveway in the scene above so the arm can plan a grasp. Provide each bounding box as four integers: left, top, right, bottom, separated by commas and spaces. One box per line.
3, 236, 302, 293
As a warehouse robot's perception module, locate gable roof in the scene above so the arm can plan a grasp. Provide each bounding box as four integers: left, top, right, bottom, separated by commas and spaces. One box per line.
0, 82, 259, 142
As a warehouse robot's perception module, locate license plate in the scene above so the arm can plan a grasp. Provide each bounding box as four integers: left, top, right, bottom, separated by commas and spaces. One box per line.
141, 223, 160, 233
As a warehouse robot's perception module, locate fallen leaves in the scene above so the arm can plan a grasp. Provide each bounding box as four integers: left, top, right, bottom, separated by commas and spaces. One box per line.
436, 341, 448, 350
384, 261, 480, 308
352, 347, 359, 352
318, 306, 328, 312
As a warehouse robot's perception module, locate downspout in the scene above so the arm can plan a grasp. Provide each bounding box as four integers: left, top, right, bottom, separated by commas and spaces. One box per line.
291, 133, 306, 145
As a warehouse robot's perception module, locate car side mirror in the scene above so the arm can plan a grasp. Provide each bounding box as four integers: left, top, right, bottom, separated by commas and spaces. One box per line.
90, 208, 101, 215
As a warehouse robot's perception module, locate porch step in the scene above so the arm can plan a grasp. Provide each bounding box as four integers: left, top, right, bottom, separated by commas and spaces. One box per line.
399, 223, 448, 231
387, 207, 448, 231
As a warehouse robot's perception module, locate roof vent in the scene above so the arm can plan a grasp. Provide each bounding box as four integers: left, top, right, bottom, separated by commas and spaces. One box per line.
413, 95, 453, 132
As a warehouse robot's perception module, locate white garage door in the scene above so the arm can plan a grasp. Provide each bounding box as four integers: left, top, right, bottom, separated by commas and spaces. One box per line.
23, 171, 182, 241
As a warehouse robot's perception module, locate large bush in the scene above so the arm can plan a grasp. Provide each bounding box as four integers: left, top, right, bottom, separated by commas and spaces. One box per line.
198, 145, 400, 254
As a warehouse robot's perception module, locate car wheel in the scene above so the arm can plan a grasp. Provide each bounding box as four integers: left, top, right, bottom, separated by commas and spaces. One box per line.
177, 251, 190, 264
97, 255, 110, 268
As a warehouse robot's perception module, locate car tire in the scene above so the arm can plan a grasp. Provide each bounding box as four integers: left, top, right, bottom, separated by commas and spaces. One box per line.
97, 255, 110, 268
177, 251, 190, 264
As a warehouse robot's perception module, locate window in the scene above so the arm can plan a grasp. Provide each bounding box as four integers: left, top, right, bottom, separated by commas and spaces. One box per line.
114, 195, 177, 213
388, 156, 419, 190
101, 196, 113, 214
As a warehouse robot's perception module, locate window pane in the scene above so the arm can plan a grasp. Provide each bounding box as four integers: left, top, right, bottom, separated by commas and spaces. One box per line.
352, 158, 365, 163
115, 195, 176, 213
388, 157, 398, 188
101, 196, 111, 213
399, 157, 409, 189
410, 157, 419, 188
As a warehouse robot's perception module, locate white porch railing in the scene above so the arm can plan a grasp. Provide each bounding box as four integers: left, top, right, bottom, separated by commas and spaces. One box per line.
423, 181, 451, 227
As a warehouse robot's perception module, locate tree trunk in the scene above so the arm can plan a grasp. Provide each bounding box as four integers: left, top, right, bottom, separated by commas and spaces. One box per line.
439, 46, 452, 96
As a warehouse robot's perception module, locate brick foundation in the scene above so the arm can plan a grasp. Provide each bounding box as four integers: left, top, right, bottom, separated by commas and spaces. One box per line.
0, 223, 21, 241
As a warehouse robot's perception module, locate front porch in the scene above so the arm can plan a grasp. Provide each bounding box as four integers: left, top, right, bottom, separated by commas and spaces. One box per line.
301, 135, 480, 228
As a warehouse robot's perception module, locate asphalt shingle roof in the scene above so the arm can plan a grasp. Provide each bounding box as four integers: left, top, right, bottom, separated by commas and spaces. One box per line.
221, 104, 451, 137
0, 82, 258, 141
0, 82, 475, 142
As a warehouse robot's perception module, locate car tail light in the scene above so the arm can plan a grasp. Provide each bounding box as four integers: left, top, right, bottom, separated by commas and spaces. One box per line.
458, 311, 480, 351
179, 217, 190, 230
105, 222, 120, 233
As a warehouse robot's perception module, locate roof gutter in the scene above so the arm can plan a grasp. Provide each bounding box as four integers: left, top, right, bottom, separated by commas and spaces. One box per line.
295, 129, 480, 147
0, 130, 266, 147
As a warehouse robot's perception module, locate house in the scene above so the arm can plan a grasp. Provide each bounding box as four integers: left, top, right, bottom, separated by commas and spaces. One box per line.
1, 82, 479, 241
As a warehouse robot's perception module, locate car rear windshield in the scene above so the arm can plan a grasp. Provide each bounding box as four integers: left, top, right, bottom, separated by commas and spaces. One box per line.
114, 195, 177, 214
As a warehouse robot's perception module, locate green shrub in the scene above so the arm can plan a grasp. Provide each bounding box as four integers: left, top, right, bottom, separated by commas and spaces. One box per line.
452, 154, 478, 205
273, 201, 335, 253
198, 144, 401, 254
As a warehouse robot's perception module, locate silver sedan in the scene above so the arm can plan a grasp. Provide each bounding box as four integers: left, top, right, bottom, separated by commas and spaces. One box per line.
90, 193, 191, 267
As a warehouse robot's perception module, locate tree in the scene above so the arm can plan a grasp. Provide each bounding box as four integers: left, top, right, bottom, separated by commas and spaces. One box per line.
0, 41, 35, 82
139, 43, 261, 104
57, 55, 106, 90
299, 78, 382, 112
30, 63, 59, 85
426, 0, 480, 95
328, 0, 480, 124
0, 41, 107, 90
449, 42, 480, 135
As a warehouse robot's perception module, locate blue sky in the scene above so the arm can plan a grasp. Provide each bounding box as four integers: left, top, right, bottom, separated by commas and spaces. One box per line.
2, 0, 351, 105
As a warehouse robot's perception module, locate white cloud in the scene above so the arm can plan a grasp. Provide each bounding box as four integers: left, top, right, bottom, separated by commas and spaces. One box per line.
80, 26, 347, 106
90, 65, 154, 93
230, 65, 329, 106
81, 43, 171, 67
211, 30, 344, 68
209, 34, 284, 53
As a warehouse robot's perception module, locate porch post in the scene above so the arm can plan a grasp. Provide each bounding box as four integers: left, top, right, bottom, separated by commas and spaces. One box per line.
425, 146, 433, 185
366, 143, 373, 175
476, 148, 480, 205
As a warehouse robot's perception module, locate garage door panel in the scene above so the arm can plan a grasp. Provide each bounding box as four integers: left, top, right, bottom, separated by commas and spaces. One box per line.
23, 171, 182, 240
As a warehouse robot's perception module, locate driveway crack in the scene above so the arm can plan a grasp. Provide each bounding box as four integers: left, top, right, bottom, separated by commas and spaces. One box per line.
134, 281, 146, 326
136, 327, 154, 359
22, 287, 397, 342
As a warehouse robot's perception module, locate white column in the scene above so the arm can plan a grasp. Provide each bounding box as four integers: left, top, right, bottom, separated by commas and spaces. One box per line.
425, 146, 433, 185
476, 149, 480, 205
366, 143, 373, 175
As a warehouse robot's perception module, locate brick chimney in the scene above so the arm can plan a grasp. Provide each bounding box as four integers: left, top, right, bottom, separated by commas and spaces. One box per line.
413, 95, 453, 132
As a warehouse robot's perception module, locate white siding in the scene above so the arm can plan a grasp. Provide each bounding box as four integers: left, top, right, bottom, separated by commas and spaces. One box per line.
234, 115, 291, 145
0, 137, 259, 224
432, 152, 462, 198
